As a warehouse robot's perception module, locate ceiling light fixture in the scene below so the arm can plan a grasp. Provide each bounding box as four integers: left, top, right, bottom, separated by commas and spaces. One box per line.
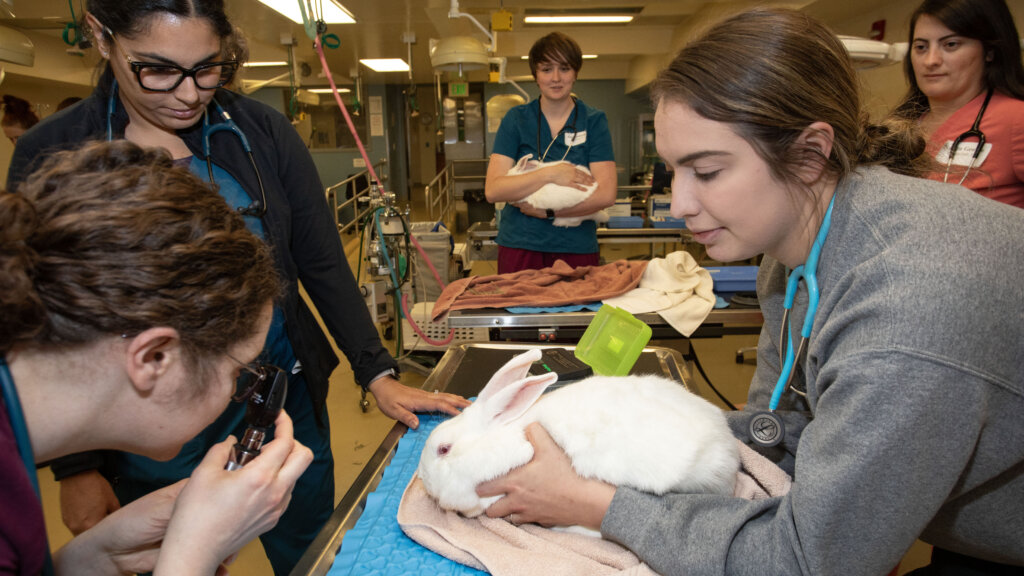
520, 54, 598, 60
524, 15, 633, 24
360, 58, 410, 72
256, 0, 355, 24
523, 8, 638, 25
308, 88, 351, 93
243, 61, 289, 67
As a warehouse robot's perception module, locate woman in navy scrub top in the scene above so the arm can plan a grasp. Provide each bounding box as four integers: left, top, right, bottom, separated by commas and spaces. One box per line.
485, 32, 617, 273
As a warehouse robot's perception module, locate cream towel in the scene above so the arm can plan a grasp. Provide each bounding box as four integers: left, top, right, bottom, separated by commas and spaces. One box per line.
602, 251, 715, 337
398, 440, 791, 576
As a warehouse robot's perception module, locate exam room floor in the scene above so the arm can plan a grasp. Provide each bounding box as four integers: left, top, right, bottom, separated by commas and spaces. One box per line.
38, 196, 931, 575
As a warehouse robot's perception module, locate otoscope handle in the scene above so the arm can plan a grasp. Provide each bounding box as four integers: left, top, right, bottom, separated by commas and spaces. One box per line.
225, 426, 267, 470
224, 368, 288, 470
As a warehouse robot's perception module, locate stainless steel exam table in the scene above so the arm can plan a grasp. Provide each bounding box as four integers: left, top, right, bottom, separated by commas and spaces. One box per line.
290, 342, 693, 576
447, 306, 763, 342
464, 221, 692, 264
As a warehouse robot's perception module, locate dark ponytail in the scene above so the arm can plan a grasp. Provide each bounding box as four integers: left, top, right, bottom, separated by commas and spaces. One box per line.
86, 0, 232, 39
854, 114, 933, 177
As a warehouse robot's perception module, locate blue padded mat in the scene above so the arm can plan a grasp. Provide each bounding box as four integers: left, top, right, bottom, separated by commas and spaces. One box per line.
327, 413, 487, 576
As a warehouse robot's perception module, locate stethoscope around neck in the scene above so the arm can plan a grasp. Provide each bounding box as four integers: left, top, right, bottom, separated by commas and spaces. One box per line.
748, 193, 837, 448
536, 96, 580, 162
942, 88, 993, 186
106, 80, 268, 218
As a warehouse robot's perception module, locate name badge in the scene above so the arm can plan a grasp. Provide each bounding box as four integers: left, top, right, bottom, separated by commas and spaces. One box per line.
566, 130, 587, 146
936, 140, 992, 167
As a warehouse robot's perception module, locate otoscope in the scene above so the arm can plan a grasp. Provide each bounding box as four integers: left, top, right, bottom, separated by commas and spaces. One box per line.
225, 369, 288, 470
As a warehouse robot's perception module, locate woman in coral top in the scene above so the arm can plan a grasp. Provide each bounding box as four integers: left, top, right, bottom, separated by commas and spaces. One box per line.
893, 0, 1024, 208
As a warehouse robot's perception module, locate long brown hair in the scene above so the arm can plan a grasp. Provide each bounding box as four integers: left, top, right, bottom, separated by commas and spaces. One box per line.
651, 8, 929, 188
0, 140, 280, 364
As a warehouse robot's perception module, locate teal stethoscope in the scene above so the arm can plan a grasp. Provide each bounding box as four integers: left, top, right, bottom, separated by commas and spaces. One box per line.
107, 80, 268, 217
748, 193, 837, 448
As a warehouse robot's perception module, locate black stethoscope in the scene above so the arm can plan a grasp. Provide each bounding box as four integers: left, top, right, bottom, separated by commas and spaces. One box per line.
942, 88, 993, 186
106, 80, 268, 217
536, 97, 580, 162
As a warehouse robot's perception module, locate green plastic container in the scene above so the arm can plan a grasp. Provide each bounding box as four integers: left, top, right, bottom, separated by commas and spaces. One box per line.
574, 305, 652, 376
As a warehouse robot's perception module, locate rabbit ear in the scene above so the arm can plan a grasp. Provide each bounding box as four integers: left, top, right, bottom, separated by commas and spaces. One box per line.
477, 349, 542, 404
485, 372, 558, 426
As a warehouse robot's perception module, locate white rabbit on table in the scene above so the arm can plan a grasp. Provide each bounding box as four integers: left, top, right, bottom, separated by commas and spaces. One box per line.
416, 348, 739, 536
507, 155, 609, 227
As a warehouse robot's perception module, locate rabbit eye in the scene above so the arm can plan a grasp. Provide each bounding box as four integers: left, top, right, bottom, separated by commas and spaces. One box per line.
437, 443, 451, 457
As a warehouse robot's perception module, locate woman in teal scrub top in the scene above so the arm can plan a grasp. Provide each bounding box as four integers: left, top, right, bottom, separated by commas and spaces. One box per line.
485, 32, 617, 274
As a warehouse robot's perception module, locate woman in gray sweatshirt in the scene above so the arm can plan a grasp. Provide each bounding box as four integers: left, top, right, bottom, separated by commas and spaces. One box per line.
476, 8, 1024, 575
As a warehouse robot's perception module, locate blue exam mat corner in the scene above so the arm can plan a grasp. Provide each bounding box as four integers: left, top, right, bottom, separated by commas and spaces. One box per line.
327, 414, 485, 576
606, 216, 644, 229
707, 266, 758, 294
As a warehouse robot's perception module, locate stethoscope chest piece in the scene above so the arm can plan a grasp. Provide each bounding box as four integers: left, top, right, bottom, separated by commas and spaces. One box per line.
749, 411, 785, 447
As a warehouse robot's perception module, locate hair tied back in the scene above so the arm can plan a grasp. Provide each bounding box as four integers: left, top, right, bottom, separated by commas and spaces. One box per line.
0, 191, 45, 352
0, 191, 39, 246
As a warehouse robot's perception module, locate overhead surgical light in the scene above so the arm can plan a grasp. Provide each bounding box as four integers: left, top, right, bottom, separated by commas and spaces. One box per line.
429, 36, 489, 73
256, 0, 355, 24
0, 25, 34, 66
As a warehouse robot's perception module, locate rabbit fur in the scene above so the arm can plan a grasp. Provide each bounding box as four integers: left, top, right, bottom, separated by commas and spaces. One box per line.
417, 348, 740, 530
507, 155, 609, 227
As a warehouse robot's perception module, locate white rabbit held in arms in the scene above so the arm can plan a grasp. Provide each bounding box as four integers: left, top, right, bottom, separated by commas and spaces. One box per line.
507, 155, 610, 227
417, 348, 740, 535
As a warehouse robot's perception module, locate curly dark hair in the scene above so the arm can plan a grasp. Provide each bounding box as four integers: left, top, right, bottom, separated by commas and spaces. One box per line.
0, 140, 281, 361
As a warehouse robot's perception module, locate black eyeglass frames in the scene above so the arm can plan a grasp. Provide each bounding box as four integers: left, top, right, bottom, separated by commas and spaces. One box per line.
106, 29, 238, 92
227, 355, 286, 403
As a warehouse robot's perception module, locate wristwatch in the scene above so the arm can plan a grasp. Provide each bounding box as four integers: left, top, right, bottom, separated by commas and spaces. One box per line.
545, 208, 555, 220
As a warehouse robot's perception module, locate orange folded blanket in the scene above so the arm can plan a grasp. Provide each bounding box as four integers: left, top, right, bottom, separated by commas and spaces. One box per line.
431, 259, 648, 322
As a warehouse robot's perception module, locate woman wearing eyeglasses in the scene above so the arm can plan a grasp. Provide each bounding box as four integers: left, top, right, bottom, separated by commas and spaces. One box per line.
485, 32, 617, 273
893, 0, 1024, 209
1, 140, 311, 574
7, 1, 469, 573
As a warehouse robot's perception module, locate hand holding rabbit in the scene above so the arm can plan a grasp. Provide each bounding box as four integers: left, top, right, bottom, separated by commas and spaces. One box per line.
477, 422, 616, 530
508, 155, 608, 227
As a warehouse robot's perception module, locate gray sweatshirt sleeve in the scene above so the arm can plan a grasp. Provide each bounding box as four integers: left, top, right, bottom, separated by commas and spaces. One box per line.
601, 350, 991, 576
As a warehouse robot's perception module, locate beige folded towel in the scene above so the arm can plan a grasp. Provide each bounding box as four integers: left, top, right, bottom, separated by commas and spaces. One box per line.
397, 440, 791, 575
601, 251, 716, 337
